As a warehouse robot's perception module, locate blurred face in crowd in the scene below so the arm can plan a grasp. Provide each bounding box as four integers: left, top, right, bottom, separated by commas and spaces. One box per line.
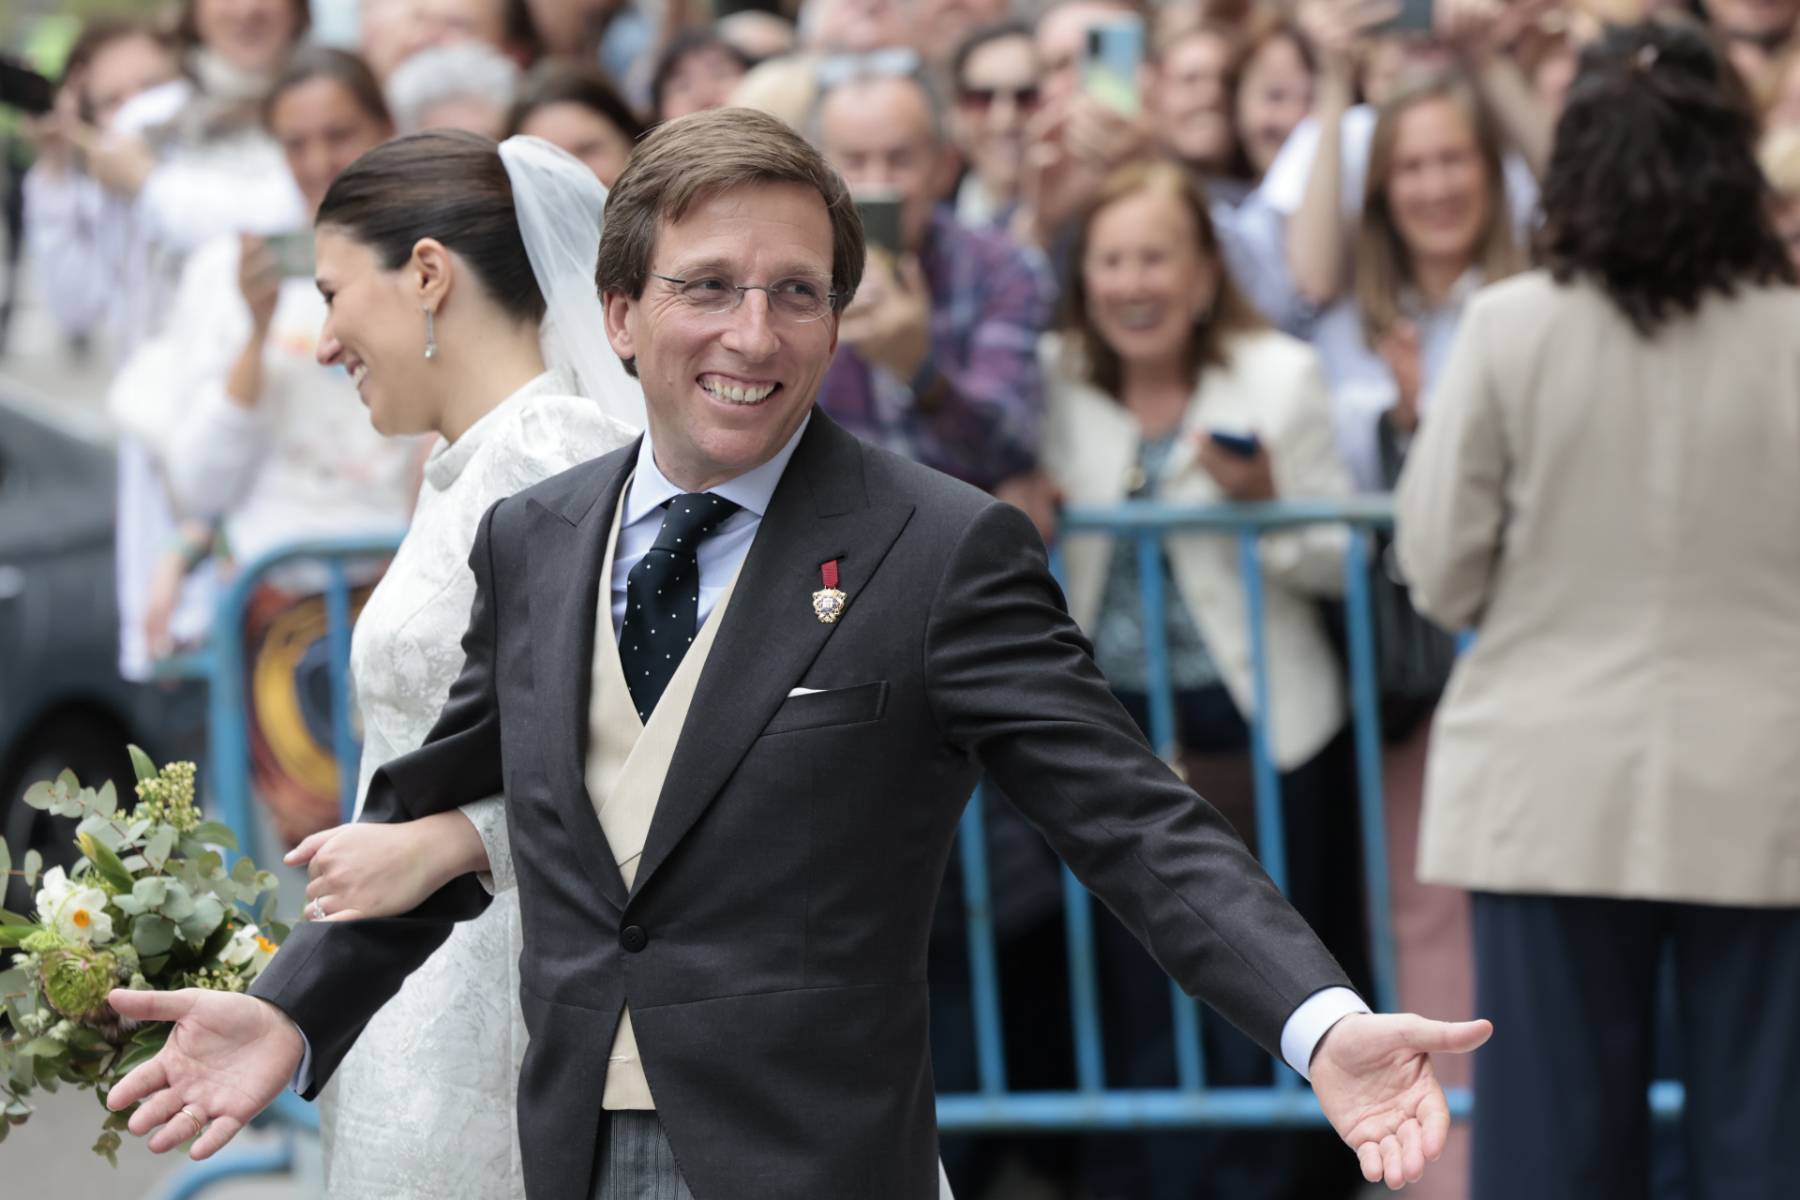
818, 76, 949, 253
952, 34, 1041, 200
524, 0, 618, 58
271, 78, 394, 217
1382, 96, 1491, 274
603, 184, 839, 491
314, 230, 449, 435
1235, 32, 1311, 177
1154, 28, 1236, 173
84, 33, 181, 131
915, 0, 1010, 68
360, 0, 434, 80
661, 45, 750, 121
808, 0, 910, 54
518, 101, 634, 187
1037, 0, 1135, 106
1080, 181, 1218, 371
418, 0, 512, 52
192, 0, 301, 76
1702, 0, 1800, 42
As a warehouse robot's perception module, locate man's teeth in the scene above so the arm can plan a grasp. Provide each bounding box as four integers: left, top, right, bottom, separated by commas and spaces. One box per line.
701, 378, 776, 404
351, 364, 369, 387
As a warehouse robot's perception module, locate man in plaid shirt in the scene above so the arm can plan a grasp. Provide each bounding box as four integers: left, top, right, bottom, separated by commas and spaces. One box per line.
814, 66, 1055, 494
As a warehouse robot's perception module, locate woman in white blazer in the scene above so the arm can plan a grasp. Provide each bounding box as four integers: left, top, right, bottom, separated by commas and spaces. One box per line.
1038, 158, 1362, 1200
1396, 24, 1800, 1199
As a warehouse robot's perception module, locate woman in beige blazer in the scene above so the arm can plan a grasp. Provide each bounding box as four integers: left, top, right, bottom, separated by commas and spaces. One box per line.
1039, 159, 1364, 1200
1395, 23, 1800, 1200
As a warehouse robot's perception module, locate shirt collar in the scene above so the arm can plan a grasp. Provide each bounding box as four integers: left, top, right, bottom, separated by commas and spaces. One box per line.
623, 411, 812, 527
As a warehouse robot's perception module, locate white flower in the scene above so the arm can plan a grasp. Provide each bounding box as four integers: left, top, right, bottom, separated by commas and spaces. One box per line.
220, 923, 276, 972
51, 884, 115, 945
34, 865, 72, 921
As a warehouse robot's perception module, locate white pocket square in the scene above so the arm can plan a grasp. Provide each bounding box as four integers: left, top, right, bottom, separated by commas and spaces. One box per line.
787, 686, 824, 697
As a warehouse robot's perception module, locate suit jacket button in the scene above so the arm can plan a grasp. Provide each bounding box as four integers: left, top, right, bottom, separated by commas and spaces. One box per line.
621, 925, 648, 953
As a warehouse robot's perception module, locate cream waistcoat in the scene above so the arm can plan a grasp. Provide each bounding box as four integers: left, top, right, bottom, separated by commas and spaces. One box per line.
587, 484, 743, 1109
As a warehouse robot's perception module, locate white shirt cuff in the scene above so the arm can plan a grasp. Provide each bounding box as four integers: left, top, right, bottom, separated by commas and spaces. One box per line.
290, 1029, 313, 1095
1279, 986, 1370, 1082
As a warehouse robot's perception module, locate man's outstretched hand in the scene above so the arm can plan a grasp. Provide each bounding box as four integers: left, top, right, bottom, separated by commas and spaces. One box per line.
1310, 1013, 1493, 1190
104, 988, 304, 1160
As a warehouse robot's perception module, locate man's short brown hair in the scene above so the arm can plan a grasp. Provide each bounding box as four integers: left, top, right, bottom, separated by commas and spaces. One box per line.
596, 106, 866, 311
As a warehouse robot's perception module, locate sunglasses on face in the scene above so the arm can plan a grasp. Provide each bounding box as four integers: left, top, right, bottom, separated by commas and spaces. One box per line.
957, 84, 1040, 111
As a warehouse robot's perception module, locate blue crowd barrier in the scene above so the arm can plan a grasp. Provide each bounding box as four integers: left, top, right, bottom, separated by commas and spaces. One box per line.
155, 504, 1685, 1196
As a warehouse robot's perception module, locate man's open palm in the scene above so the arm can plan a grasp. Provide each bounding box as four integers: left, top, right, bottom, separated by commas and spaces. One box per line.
1310, 1013, 1492, 1190
104, 988, 303, 1159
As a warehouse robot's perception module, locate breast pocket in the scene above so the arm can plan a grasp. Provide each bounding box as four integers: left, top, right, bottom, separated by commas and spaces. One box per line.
761, 681, 888, 736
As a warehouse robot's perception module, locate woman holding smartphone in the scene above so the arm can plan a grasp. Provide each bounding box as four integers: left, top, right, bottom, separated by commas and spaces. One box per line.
112, 48, 420, 844
1037, 158, 1363, 1200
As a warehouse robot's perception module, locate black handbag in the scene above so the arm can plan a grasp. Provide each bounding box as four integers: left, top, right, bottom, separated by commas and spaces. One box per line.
1368, 411, 1457, 742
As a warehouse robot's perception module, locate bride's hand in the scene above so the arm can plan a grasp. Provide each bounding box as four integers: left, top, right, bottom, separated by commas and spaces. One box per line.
285, 812, 488, 920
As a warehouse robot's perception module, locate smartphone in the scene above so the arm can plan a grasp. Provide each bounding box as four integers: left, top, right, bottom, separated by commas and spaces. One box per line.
1377, 0, 1435, 36
0, 58, 55, 116
1208, 429, 1262, 459
854, 192, 904, 258
1082, 18, 1145, 116
265, 231, 316, 278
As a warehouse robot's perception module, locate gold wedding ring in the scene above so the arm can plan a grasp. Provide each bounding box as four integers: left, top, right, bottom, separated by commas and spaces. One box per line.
174, 1105, 206, 1141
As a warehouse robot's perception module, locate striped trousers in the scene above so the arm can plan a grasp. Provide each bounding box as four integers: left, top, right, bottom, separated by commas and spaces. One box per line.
590, 1111, 696, 1200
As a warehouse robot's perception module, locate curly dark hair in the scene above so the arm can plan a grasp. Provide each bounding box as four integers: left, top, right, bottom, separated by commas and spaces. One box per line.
1536, 21, 1794, 335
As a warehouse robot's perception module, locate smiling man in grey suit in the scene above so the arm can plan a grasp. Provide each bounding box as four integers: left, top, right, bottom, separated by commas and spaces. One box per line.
108, 108, 1489, 1197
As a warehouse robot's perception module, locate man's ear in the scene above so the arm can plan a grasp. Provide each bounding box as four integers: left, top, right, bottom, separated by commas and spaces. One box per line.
410, 238, 453, 314
603, 288, 637, 375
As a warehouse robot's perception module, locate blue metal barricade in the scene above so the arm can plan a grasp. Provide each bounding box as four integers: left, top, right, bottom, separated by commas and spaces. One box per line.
158, 507, 1684, 1196
935, 497, 1684, 1133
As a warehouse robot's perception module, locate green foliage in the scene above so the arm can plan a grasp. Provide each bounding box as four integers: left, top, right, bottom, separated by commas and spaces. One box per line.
0, 751, 291, 1162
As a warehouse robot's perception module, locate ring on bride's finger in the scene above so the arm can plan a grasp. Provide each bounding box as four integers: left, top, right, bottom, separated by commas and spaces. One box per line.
308, 897, 327, 921
174, 1106, 206, 1140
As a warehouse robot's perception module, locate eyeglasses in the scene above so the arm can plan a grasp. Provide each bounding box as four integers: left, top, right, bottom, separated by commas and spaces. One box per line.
650, 272, 843, 323
957, 84, 1040, 112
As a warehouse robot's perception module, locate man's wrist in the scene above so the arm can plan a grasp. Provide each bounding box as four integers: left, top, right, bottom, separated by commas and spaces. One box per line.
1280, 986, 1371, 1081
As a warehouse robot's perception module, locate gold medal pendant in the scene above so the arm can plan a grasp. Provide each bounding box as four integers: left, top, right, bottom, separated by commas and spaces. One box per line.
813, 559, 847, 624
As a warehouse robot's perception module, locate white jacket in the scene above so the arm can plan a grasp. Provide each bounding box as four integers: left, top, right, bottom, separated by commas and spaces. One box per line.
1040, 328, 1353, 769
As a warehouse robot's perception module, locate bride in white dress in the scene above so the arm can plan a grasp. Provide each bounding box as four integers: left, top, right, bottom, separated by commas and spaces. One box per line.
283, 132, 639, 1197
287, 129, 957, 1200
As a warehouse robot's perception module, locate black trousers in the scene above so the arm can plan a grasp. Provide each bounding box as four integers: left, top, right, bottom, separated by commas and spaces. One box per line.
1470, 892, 1800, 1200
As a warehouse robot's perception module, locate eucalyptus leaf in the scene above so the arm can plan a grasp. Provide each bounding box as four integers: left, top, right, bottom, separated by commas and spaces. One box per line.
132, 916, 175, 957
114, 1028, 168, 1073
0, 968, 24, 994
20, 1037, 63, 1057
128, 746, 158, 786
57, 769, 80, 791
0, 841, 9, 882
104, 1108, 130, 1131
191, 821, 239, 852
143, 828, 176, 871
76, 814, 125, 852
140, 954, 169, 976
230, 857, 258, 886
109, 894, 147, 917
160, 883, 195, 923
179, 897, 225, 943
93, 1129, 121, 1166
132, 878, 168, 908
21, 850, 40, 890
266, 921, 291, 946
22, 782, 53, 811
94, 780, 118, 818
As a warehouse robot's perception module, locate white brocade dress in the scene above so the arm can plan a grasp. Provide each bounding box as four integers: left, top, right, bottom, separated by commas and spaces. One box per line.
320, 371, 636, 1199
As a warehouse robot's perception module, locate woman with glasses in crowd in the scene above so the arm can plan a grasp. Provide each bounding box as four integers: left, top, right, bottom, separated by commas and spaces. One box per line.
1398, 24, 1800, 1198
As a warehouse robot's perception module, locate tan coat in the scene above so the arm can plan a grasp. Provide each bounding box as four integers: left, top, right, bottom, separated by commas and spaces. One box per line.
1397, 271, 1800, 905
1041, 329, 1353, 769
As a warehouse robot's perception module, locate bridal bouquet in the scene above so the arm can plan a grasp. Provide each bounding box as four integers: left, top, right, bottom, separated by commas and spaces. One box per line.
0, 748, 287, 1162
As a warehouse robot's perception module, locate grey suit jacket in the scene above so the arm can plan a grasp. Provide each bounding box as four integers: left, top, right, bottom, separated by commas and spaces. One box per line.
251, 410, 1350, 1200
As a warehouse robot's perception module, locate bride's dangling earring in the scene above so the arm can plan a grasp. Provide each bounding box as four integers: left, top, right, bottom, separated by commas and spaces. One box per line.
423, 308, 439, 360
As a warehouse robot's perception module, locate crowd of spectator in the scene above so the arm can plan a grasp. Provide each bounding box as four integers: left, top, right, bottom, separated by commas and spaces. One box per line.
10, 0, 1800, 1197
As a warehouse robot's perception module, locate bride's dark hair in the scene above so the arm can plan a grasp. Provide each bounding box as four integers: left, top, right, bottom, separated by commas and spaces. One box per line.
315, 129, 547, 324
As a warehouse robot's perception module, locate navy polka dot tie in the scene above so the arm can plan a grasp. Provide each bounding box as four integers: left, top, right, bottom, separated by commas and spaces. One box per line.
620, 493, 741, 722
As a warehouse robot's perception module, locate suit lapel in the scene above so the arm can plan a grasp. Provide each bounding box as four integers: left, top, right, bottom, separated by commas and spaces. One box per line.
524, 441, 639, 911
631, 415, 914, 896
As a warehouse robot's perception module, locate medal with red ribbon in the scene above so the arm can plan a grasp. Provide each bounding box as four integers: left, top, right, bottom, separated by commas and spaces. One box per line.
812, 558, 848, 624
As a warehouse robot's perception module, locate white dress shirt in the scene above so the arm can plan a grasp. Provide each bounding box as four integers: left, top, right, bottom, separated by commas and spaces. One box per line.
293, 412, 1365, 1087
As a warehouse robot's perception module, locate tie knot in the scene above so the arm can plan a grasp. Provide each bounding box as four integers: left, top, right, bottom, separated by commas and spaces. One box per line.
651, 492, 740, 553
